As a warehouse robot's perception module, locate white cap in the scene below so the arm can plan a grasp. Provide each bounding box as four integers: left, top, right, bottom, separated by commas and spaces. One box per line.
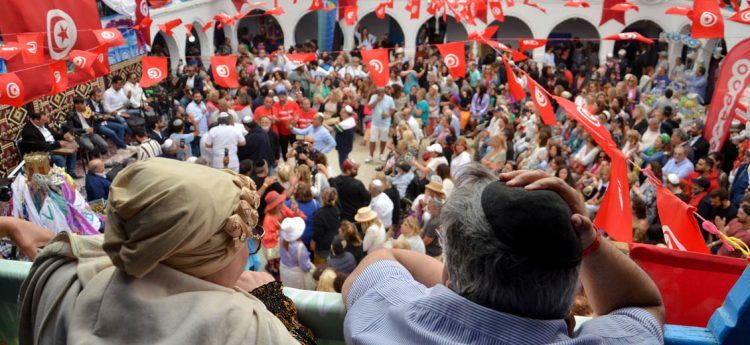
396, 47, 404, 54
618, 49, 626, 56
667, 174, 680, 185
242, 116, 253, 124
371, 179, 383, 188
217, 112, 230, 119
161, 139, 174, 150
344, 105, 354, 114
427, 143, 443, 154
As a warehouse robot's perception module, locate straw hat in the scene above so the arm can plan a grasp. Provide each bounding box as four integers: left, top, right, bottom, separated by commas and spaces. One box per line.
264, 190, 287, 211
280, 217, 305, 242
354, 207, 378, 223
425, 181, 445, 195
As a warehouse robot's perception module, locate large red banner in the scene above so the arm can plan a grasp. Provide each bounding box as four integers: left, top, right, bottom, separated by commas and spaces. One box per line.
704, 37, 750, 152
0, 0, 103, 105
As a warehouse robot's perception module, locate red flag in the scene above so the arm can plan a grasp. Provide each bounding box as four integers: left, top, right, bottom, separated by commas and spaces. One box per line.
92, 45, 110, 75
0, 43, 21, 61
472, 0, 488, 24
375, 3, 387, 19
343, 6, 358, 25
70, 50, 97, 77
309, 0, 323, 11
594, 154, 632, 242
604, 32, 654, 44
184, 24, 194, 37
600, 0, 626, 25
0, 73, 25, 107
93, 28, 126, 48
266, 7, 285, 16
519, 39, 547, 52
729, 8, 750, 25
489, 0, 505, 22
48, 59, 68, 95
564, 1, 590, 8
338, 0, 357, 19
232, 0, 247, 12
656, 182, 710, 254
285, 53, 318, 65
610, 2, 638, 12
211, 55, 239, 88
427, 0, 442, 15
553, 95, 618, 153
135, 0, 152, 48
141, 56, 168, 88
149, 0, 172, 9
704, 37, 750, 152
506, 0, 514, 7
16, 33, 44, 64
201, 21, 214, 32
405, 0, 420, 19
665, 6, 692, 16
214, 13, 234, 29
361, 49, 389, 87
158, 18, 183, 36
502, 57, 525, 100
691, 0, 724, 39
526, 75, 555, 125
522, 0, 546, 13
436, 42, 466, 79
386, 0, 393, 8
468, 26, 498, 42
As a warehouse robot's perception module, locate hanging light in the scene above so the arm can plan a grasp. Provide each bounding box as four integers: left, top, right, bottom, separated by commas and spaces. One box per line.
188, 35, 196, 43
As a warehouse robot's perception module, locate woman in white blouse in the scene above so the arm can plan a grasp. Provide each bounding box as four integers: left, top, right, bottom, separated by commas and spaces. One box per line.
355, 207, 386, 253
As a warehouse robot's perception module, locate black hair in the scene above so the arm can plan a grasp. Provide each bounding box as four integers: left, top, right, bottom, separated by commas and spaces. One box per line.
73, 96, 85, 105
239, 159, 254, 176
111, 75, 123, 84
29, 112, 43, 121
133, 127, 147, 138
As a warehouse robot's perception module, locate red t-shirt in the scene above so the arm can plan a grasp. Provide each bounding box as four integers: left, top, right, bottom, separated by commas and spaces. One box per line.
274, 100, 300, 136
254, 106, 276, 122
297, 108, 316, 129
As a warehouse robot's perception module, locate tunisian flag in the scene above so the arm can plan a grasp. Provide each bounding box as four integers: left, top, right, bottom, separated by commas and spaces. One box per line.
0, 0, 103, 104
70, 50, 98, 77
48, 60, 68, 95
406, 0, 420, 19
526, 75, 555, 125
0, 73, 26, 107
690, 0, 724, 39
729, 8, 750, 25
436, 42, 466, 80
361, 49, 390, 88
135, 0, 153, 48
140, 56, 168, 88
17, 33, 45, 64
604, 32, 654, 44
655, 182, 710, 254
704, 37, 750, 152
519, 39, 547, 52
489, 0, 504, 21
211, 55, 239, 89
600, 0, 625, 25
502, 57, 525, 101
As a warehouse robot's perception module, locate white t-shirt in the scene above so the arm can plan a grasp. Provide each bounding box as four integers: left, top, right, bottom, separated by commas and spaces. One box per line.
205, 125, 245, 172
363, 224, 387, 253
426, 156, 449, 174
399, 234, 426, 254
102, 87, 129, 114
369, 193, 394, 229
450, 151, 471, 178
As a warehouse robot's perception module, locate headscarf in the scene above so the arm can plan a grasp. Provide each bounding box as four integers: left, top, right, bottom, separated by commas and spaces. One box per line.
103, 158, 260, 278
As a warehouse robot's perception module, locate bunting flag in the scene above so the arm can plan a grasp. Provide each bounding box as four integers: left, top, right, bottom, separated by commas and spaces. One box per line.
655, 181, 710, 254
285, 53, 317, 65
140, 56, 168, 88
506, 0, 514, 7
375, 2, 387, 19
158, 18, 183, 36
184, 24, 194, 37
610, 2, 638, 12
704, 37, 750, 152
564, 1, 590, 8
729, 8, 750, 25
343, 5, 358, 25
665, 6, 692, 16
234, 10, 251, 21
135, 0, 152, 48
468, 26, 499, 42
502, 57, 525, 100
604, 32, 654, 44
214, 13, 234, 29
489, 0, 504, 22
593, 153, 633, 243
553, 95, 619, 154
309, 0, 323, 11
690, 0, 724, 39
0, 73, 26, 107
232, 0, 247, 12
148, 0, 172, 9
361, 48, 389, 87
386, 0, 393, 8
70, 50, 98, 77
17, 33, 45, 64
600, 0, 626, 26
48, 59, 68, 95
339, 0, 357, 19
405, 0, 420, 19
266, 7, 285, 16
522, 0, 546, 13
211, 55, 239, 88
436, 42, 467, 79
93, 28, 126, 48
526, 74, 556, 125
92, 45, 110, 75
519, 39, 547, 52
0, 43, 21, 61
201, 21, 214, 32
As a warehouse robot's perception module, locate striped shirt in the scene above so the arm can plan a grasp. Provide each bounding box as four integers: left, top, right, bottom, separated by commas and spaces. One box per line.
137, 139, 162, 161
344, 260, 663, 345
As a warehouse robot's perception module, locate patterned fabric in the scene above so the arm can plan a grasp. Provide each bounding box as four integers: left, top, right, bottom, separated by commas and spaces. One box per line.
345, 260, 663, 345
251, 281, 316, 345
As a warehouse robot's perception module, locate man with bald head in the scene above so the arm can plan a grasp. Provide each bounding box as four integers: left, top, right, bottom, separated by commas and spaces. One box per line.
85, 159, 111, 201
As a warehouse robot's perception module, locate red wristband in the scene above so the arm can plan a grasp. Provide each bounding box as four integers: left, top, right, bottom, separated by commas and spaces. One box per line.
582, 230, 602, 257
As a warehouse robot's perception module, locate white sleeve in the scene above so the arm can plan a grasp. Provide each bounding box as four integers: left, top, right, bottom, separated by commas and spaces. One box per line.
362, 227, 375, 252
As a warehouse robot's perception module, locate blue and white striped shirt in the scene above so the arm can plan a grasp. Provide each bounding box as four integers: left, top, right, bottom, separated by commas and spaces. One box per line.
344, 260, 663, 345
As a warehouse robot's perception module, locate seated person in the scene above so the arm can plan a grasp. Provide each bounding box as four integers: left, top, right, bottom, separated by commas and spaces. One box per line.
20, 111, 79, 177
342, 165, 665, 344
84, 159, 111, 201
18, 158, 315, 344
87, 88, 128, 149
65, 96, 110, 156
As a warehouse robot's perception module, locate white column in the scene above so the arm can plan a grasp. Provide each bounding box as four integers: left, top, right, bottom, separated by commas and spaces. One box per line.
341, 23, 356, 52
599, 40, 615, 66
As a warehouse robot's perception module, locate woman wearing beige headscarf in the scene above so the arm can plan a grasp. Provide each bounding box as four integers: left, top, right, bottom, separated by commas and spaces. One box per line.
18, 158, 313, 345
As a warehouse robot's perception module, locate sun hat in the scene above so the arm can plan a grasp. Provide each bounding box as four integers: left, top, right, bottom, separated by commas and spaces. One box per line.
264, 190, 287, 211
425, 181, 445, 195
354, 207, 378, 223
280, 217, 305, 242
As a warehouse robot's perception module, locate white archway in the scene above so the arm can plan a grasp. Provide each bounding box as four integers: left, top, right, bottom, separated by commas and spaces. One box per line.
355, 12, 405, 48
416, 15, 469, 46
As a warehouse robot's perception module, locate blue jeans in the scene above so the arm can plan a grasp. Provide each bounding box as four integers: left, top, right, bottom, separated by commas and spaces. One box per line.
99, 122, 127, 149
51, 153, 77, 176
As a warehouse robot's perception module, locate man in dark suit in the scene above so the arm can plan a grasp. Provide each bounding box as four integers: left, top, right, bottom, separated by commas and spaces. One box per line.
20, 112, 79, 177
238, 116, 274, 166
84, 159, 111, 201
689, 120, 710, 163
175, 65, 204, 105
65, 96, 109, 156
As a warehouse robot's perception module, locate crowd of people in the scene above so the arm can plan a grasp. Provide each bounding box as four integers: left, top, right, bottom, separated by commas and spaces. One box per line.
5, 28, 747, 344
